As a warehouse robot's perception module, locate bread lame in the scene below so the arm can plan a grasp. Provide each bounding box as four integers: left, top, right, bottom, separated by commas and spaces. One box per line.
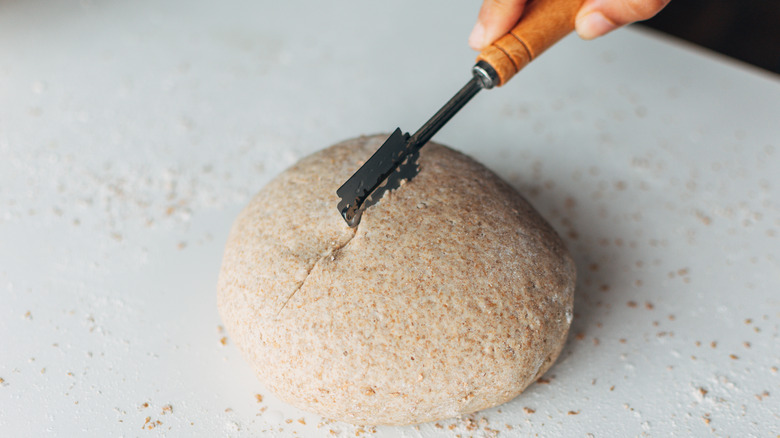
337, 0, 584, 226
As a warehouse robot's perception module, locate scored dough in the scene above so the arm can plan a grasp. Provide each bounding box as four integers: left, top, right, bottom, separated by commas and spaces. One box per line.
217, 134, 576, 425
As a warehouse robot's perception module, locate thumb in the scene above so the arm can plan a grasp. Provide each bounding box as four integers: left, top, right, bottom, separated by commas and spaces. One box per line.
575, 0, 670, 40
469, 0, 528, 50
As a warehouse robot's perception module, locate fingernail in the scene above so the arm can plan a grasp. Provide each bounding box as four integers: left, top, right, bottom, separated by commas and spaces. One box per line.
468, 22, 486, 50
576, 11, 617, 40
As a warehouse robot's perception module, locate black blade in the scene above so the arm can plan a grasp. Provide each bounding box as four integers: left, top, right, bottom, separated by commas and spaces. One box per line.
336, 62, 498, 227
336, 128, 413, 227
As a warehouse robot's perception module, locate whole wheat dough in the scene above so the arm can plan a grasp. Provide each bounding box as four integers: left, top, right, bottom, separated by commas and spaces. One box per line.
217, 134, 576, 425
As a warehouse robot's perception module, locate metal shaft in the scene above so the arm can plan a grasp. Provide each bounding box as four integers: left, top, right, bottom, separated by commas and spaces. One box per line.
407, 61, 498, 150
407, 76, 483, 150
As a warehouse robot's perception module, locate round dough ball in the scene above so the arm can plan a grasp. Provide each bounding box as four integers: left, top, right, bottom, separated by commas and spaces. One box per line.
217, 134, 575, 425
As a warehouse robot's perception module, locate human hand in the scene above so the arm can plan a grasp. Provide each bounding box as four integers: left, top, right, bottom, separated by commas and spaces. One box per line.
468, 0, 671, 50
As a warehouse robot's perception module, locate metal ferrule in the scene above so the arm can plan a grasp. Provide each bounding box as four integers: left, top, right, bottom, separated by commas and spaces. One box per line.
472, 61, 499, 89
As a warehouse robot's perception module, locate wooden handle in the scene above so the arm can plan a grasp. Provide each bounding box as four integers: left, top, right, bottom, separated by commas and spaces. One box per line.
476, 0, 584, 86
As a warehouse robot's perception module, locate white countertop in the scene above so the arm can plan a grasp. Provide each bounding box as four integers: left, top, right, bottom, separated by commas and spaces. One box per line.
1, 0, 778, 436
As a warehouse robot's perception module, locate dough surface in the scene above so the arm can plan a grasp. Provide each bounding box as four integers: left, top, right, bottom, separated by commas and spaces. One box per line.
217, 135, 576, 425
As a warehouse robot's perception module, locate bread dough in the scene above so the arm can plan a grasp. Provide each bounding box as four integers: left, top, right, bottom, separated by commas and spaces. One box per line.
217, 134, 576, 425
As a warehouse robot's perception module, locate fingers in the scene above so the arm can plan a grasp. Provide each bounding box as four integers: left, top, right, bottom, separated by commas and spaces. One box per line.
576, 0, 671, 40
469, 0, 528, 50
469, 0, 672, 50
